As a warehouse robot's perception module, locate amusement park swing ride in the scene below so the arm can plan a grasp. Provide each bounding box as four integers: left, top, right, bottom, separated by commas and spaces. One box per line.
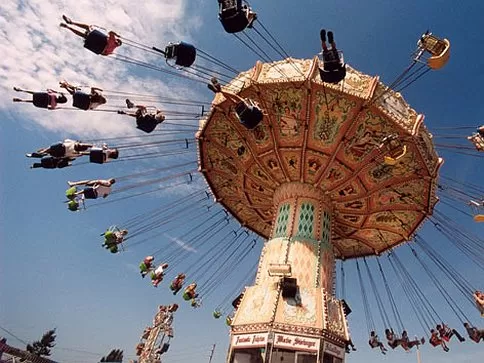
8, 1, 484, 363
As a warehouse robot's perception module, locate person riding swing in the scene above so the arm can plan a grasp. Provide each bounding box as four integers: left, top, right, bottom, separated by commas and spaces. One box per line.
151, 263, 169, 287
208, 77, 263, 129
60, 15, 122, 56
118, 100, 166, 133
13, 86, 67, 109
169, 273, 186, 294
27, 139, 93, 159
183, 282, 198, 301
59, 80, 107, 110
369, 331, 387, 354
139, 256, 155, 278
318, 29, 346, 84
68, 178, 115, 200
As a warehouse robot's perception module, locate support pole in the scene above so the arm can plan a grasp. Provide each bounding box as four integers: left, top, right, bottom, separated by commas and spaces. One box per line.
208, 344, 216, 363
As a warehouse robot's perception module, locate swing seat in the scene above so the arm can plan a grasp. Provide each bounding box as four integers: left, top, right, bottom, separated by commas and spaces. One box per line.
219, 0, 250, 34
165, 42, 196, 67
235, 101, 263, 129
318, 50, 346, 84
419, 34, 450, 70
32, 92, 50, 108
427, 39, 450, 70
40, 156, 57, 169
319, 66, 347, 84
83, 187, 97, 199
84, 29, 108, 55
65, 187, 77, 200
49, 143, 66, 158
136, 116, 158, 133
473, 214, 484, 223
67, 200, 79, 211
158, 343, 169, 354
89, 148, 105, 164
384, 145, 407, 165
183, 292, 191, 301
73, 92, 91, 110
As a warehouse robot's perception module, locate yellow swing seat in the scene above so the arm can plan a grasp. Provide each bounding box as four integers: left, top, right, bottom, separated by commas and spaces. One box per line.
384, 145, 407, 165
473, 214, 484, 223
419, 34, 451, 70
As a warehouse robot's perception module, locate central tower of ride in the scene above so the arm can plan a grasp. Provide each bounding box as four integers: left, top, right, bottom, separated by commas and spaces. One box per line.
197, 57, 441, 363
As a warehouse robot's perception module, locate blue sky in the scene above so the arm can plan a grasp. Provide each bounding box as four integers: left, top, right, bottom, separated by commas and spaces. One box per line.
1, 0, 483, 362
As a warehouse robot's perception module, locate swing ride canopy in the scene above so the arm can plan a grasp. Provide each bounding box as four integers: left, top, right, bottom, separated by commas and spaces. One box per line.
197, 57, 443, 260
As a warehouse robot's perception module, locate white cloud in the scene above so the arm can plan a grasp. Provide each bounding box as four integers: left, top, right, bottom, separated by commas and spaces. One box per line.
165, 234, 197, 252
0, 0, 203, 137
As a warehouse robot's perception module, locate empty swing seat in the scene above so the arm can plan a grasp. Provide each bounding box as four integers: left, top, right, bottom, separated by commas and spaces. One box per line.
474, 214, 484, 223
72, 92, 91, 110
165, 42, 196, 67
235, 101, 263, 129
419, 34, 451, 70
89, 148, 105, 164
219, 0, 249, 33
84, 29, 108, 55
32, 92, 50, 108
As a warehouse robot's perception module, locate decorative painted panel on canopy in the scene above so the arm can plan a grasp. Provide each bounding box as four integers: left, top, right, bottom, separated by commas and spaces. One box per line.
197, 57, 441, 259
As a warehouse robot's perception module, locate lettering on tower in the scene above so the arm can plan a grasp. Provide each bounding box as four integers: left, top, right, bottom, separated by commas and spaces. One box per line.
232, 333, 268, 348
273, 333, 319, 352
323, 341, 345, 359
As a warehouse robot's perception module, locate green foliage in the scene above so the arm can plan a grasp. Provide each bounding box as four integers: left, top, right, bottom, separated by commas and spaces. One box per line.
100, 348, 123, 362
26, 329, 56, 357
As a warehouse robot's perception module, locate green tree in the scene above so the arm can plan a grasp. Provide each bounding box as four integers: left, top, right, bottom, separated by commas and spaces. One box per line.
26, 329, 56, 357
100, 348, 123, 362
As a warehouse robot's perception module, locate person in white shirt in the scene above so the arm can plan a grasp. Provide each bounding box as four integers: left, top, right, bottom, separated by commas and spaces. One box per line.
69, 178, 115, 199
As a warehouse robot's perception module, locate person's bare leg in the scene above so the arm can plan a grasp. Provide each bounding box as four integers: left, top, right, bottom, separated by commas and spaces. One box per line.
68, 180, 93, 187
12, 98, 33, 103
13, 87, 35, 94
75, 143, 93, 152
59, 81, 77, 95
59, 23, 88, 39
62, 15, 91, 31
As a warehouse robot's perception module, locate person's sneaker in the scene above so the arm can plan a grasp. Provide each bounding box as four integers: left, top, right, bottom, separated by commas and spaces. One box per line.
381, 350, 386, 355
444, 346, 449, 352
458, 336, 465, 342
320, 29, 326, 42
67, 181, 75, 187
126, 99, 135, 109
26, 152, 44, 158
62, 15, 72, 24
59, 23, 68, 28
328, 31, 334, 44
13, 87, 21, 92
12, 98, 22, 102
420, 337, 425, 345
117, 110, 126, 114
